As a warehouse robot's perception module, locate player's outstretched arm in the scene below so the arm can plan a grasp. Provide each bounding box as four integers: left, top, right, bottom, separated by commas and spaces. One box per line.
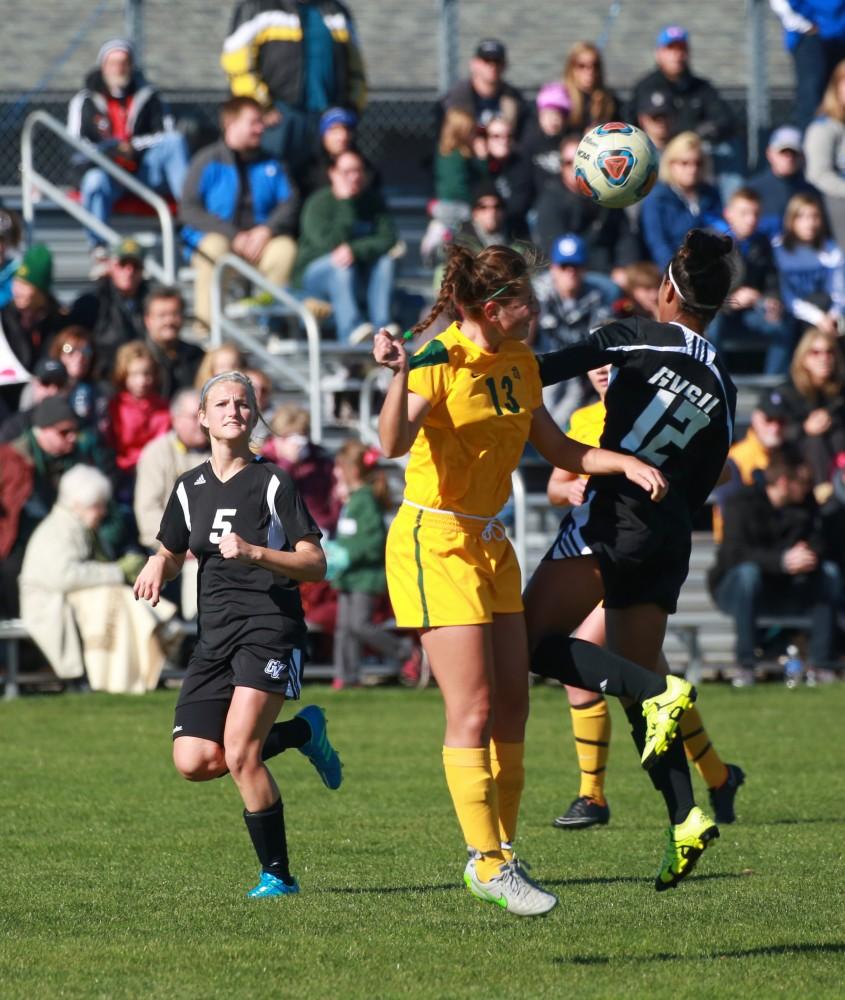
218, 533, 327, 582
133, 546, 186, 606
373, 329, 430, 457
529, 405, 668, 502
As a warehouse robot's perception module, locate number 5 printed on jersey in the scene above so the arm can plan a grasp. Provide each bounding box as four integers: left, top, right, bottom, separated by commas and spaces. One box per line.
209, 508, 237, 543
620, 390, 709, 466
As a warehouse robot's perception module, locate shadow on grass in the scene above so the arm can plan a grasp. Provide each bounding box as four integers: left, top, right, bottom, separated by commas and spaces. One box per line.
323, 882, 458, 895
555, 942, 845, 966
752, 817, 845, 826
543, 870, 748, 889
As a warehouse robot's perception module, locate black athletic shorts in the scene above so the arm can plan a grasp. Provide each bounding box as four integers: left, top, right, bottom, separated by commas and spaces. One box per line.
172, 644, 305, 744
543, 486, 692, 614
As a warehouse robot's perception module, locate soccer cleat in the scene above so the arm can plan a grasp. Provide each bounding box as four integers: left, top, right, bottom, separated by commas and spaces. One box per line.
247, 870, 300, 898
708, 763, 745, 824
463, 857, 558, 917
296, 705, 343, 790
655, 806, 719, 892
552, 795, 611, 830
641, 675, 697, 770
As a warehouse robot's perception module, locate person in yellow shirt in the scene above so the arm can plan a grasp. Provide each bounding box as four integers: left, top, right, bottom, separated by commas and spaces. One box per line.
373, 243, 698, 917
546, 365, 744, 832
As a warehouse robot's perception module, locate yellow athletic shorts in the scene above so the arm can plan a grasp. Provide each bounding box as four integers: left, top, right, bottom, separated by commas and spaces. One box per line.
386, 503, 523, 628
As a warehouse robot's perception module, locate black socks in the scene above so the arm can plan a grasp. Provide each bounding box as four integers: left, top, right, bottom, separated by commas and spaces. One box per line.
261, 717, 311, 761
531, 635, 666, 702
624, 704, 694, 825
243, 798, 293, 883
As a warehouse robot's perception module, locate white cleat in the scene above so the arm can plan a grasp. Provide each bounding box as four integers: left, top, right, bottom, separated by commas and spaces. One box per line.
463, 857, 558, 917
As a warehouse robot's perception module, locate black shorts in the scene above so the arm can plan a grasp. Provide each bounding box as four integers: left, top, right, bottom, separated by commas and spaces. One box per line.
543, 488, 691, 614
172, 644, 305, 744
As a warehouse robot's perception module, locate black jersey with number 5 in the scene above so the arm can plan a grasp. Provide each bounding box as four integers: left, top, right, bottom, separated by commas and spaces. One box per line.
539, 316, 737, 519
156, 457, 321, 658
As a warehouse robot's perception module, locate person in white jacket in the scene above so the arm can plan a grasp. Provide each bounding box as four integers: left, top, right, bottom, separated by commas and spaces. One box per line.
19, 464, 175, 692
804, 60, 845, 248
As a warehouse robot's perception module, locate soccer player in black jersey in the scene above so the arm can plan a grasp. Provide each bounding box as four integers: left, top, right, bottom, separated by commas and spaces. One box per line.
134, 371, 341, 898
525, 229, 739, 890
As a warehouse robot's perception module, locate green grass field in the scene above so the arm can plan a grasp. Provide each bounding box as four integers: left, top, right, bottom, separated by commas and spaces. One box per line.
2, 683, 844, 999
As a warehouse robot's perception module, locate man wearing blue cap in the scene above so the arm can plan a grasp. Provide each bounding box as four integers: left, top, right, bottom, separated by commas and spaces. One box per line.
532, 233, 619, 425
628, 26, 734, 143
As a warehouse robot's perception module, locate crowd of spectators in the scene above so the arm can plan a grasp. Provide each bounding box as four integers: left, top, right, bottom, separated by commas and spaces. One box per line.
1, 4, 845, 690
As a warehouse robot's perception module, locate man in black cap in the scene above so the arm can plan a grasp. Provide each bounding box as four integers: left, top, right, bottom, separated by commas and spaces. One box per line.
440, 38, 526, 137
634, 88, 677, 154
69, 237, 151, 379
0, 358, 69, 443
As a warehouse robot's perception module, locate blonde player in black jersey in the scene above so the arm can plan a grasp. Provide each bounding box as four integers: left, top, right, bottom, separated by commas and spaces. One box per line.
134, 371, 341, 898
526, 230, 738, 890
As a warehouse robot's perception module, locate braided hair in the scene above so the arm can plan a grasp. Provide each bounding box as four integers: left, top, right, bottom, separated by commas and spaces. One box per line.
666, 229, 734, 322
409, 243, 535, 338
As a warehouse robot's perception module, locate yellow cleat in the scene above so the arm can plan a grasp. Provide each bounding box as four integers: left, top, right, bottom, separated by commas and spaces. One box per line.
641, 675, 696, 769
655, 806, 719, 891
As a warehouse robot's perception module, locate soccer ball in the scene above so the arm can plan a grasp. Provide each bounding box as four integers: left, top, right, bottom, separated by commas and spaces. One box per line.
574, 122, 659, 209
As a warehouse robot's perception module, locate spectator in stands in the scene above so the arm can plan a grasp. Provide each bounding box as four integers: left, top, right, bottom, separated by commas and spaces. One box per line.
615, 261, 662, 319
770, 0, 845, 132
454, 182, 515, 250
0, 443, 32, 617
709, 187, 793, 375
441, 38, 526, 136
134, 388, 209, 551
106, 341, 171, 476
193, 342, 248, 390
142, 286, 204, 399
774, 327, 845, 487
748, 126, 819, 240
639, 131, 723, 269
561, 41, 620, 135
19, 464, 175, 694
804, 60, 845, 247
0, 208, 22, 308
0, 245, 65, 413
68, 39, 189, 268
220, 0, 367, 171
48, 326, 106, 431
261, 403, 339, 533
0, 359, 68, 443
69, 238, 149, 378
634, 89, 677, 155
772, 192, 845, 337
532, 234, 618, 425
294, 149, 398, 343
628, 26, 735, 145
521, 83, 571, 194
180, 96, 300, 335
709, 449, 841, 686
481, 115, 534, 238
533, 134, 640, 277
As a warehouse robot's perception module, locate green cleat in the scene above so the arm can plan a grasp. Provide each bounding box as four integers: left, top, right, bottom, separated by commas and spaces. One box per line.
641, 675, 696, 770
655, 806, 719, 891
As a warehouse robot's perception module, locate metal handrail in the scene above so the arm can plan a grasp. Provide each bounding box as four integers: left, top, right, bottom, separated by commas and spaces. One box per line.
510, 468, 527, 572
20, 109, 176, 283
209, 252, 323, 443
357, 365, 385, 446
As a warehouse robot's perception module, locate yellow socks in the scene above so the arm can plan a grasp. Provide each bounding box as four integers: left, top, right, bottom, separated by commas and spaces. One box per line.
680, 705, 729, 790
442, 746, 504, 881
570, 698, 611, 804
489, 740, 525, 858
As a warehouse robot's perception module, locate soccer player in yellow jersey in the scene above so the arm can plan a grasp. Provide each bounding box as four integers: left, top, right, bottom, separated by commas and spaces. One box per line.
372, 244, 698, 917
546, 365, 745, 833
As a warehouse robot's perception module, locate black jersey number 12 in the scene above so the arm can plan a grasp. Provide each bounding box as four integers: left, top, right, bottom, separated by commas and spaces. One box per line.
485, 376, 520, 415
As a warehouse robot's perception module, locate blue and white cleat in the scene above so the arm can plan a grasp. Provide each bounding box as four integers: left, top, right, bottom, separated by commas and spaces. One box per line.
247, 870, 300, 898
295, 705, 343, 790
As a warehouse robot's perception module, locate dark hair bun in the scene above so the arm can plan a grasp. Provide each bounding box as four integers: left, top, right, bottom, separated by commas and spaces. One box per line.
679, 229, 733, 271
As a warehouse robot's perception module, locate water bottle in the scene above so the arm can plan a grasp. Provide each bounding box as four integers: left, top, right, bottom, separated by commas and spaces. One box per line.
784, 645, 803, 689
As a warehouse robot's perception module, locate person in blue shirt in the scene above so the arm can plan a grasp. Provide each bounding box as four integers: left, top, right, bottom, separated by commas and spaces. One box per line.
639, 131, 723, 270
710, 187, 794, 375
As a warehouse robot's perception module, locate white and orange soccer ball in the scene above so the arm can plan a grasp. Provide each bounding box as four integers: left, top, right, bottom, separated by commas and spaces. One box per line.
574, 122, 659, 209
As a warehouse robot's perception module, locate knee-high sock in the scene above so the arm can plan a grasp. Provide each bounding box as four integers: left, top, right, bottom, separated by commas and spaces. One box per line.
570, 698, 611, 803
624, 704, 694, 825
532, 636, 665, 702
442, 746, 504, 881
243, 798, 291, 881
680, 705, 729, 790
489, 740, 525, 855
261, 717, 311, 761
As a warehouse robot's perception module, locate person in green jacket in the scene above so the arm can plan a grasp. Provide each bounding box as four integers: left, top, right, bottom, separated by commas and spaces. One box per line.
294, 150, 398, 343
329, 439, 417, 688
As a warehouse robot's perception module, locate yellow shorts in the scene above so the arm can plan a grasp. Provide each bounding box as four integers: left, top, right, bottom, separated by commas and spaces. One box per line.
386, 502, 523, 628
